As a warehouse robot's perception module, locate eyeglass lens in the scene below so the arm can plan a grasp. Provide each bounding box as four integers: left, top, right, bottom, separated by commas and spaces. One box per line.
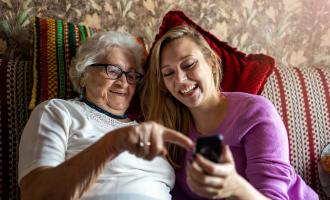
106, 65, 141, 84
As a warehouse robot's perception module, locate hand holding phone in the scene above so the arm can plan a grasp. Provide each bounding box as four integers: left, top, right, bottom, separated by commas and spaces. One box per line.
194, 135, 223, 163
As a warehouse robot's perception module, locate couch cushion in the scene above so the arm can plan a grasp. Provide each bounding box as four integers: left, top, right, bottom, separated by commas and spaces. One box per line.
149, 10, 275, 94
29, 17, 97, 109
261, 66, 330, 199
0, 59, 33, 200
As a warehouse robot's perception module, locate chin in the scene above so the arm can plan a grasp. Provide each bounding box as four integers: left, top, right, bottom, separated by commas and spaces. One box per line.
116, 105, 129, 111
179, 97, 202, 108
108, 101, 129, 112
180, 101, 198, 109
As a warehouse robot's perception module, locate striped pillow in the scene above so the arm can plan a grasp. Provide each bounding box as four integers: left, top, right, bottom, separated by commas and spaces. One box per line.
29, 17, 97, 109
261, 66, 330, 199
0, 59, 32, 200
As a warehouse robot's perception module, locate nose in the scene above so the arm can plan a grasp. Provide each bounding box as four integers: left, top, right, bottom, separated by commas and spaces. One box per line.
115, 73, 129, 87
174, 68, 187, 83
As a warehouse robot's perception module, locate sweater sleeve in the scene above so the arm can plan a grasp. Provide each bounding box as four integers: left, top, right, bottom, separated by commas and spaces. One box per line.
239, 96, 293, 200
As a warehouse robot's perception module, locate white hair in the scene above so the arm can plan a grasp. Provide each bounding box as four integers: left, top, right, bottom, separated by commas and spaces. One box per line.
69, 31, 145, 92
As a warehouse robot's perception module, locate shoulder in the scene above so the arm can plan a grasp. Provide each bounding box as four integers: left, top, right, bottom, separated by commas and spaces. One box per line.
30, 98, 82, 119
33, 98, 79, 111
224, 92, 277, 116
223, 92, 285, 135
225, 92, 272, 106
223, 93, 289, 157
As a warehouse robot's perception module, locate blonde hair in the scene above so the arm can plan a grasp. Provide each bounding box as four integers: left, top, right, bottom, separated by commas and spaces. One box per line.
140, 26, 223, 167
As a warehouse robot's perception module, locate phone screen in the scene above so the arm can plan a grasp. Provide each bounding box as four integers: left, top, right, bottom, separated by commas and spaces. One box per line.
194, 135, 223, 163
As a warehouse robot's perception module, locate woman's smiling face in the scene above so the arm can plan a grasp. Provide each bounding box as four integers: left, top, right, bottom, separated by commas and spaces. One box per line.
82, 46, 137, 115
160, 36, 218, 109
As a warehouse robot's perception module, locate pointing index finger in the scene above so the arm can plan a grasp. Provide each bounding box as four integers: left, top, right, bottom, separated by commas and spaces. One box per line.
163, 127, 194, 151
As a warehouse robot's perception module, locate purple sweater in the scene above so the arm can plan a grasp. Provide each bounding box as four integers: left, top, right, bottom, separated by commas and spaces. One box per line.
171, 92, 318, 200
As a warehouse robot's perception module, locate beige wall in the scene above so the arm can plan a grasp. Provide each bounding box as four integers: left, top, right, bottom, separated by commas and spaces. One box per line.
1, 0, 329, 68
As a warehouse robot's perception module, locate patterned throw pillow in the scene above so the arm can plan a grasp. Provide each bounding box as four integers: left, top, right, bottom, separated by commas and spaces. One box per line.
148, 10, 275, 94
29, 17, 147, 117
261, 66, 330, 199
29, 17, 97, 109
0, 59, 33, 200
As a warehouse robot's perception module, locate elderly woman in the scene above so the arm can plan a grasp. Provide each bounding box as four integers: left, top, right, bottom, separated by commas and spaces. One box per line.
18, 31, 193, 200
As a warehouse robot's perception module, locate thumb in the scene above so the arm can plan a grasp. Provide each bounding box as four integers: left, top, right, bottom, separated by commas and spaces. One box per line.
163, 128, 194, 151
220, 145, 235, 164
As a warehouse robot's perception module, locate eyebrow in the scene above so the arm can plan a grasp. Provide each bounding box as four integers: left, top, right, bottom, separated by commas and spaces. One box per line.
161, 55, 194, 69
91, 63, 136, 71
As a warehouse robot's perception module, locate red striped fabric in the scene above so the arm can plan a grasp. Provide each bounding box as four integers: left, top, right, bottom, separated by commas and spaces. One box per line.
0, 59, 33, 200
273, 68, 291, 158
317, 68, 330, 138
261, 66, 330, 199
40, 18, 48, 101
295, 68, 316, 188
29, 17, 97, 108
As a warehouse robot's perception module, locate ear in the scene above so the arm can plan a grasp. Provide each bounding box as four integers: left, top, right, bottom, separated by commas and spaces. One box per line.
79, 74, 86, 88
207, 54, 218, 74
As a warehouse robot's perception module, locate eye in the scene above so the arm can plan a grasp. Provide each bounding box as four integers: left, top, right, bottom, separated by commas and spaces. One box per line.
107, 65, 121, 78
162, 69, 174, 77
182, 60, 197, 70
127, 72, 137, 79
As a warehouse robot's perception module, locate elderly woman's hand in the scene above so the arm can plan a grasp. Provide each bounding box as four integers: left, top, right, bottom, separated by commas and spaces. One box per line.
108, 121, 194, 160
186, 145, 243, 199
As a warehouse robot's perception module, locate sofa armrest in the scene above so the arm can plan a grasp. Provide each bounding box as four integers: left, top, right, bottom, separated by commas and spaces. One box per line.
261, 66, 330, 199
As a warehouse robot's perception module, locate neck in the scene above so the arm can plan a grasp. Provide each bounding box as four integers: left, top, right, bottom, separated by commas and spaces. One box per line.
190, 93, 227, 135
80, 97, 128, 120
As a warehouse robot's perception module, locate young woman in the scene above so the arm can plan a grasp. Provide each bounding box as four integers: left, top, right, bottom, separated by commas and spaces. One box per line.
141, 25, 318, 200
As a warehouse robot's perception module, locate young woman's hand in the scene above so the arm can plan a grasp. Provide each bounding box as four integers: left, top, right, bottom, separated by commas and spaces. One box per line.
186, 145, 242, 199
108, 121, 194, 160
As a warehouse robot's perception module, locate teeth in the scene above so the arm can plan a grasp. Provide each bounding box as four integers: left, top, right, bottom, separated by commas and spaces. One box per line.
112, 91, 126, 96
180, 85, 195, 94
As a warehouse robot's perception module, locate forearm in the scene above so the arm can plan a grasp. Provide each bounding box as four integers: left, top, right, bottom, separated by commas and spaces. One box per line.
231, 175, 270, 200
21, 133, 117, 200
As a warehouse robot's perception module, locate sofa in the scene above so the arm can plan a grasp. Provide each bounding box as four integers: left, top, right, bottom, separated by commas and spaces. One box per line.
0, 14, 329, 200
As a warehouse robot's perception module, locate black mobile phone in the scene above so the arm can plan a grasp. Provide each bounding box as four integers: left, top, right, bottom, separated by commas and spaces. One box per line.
194, 135, 223, 163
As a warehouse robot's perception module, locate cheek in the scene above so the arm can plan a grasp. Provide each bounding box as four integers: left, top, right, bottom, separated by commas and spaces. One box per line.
86, 80, 113, 97
195, 64, 213, 82
163, 79, 173, 92
129, 85, 136, 94
93, 80, 112, 91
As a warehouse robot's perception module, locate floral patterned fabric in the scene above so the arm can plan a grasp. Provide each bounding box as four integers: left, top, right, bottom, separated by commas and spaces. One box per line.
1, 0, 330, 68
1, 1, 330, 199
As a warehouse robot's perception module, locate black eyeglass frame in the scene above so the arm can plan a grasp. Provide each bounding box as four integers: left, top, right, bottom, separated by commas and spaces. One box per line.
89, 63, 144, 84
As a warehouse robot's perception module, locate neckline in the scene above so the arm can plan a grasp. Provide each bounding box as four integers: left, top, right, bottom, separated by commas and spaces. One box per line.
192, 92, 231, 135
80, 97, 128, 119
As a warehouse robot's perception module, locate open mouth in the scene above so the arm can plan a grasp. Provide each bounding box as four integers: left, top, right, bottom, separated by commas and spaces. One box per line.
111, 91, 127, 96
179, 84, 198, 95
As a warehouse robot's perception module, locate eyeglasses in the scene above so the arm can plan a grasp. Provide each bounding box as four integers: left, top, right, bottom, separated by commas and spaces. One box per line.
89, 64, 144, 84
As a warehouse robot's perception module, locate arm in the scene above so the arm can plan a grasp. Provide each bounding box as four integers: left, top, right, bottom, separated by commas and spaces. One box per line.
19, 101, 193, 200
186, 96, 288, 199
20, 131, 118, 200
187, 146, 270, 200
241, 97, 293, 200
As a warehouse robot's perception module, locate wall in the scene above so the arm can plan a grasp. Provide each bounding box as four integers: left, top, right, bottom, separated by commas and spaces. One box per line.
0, 0, 330, 68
